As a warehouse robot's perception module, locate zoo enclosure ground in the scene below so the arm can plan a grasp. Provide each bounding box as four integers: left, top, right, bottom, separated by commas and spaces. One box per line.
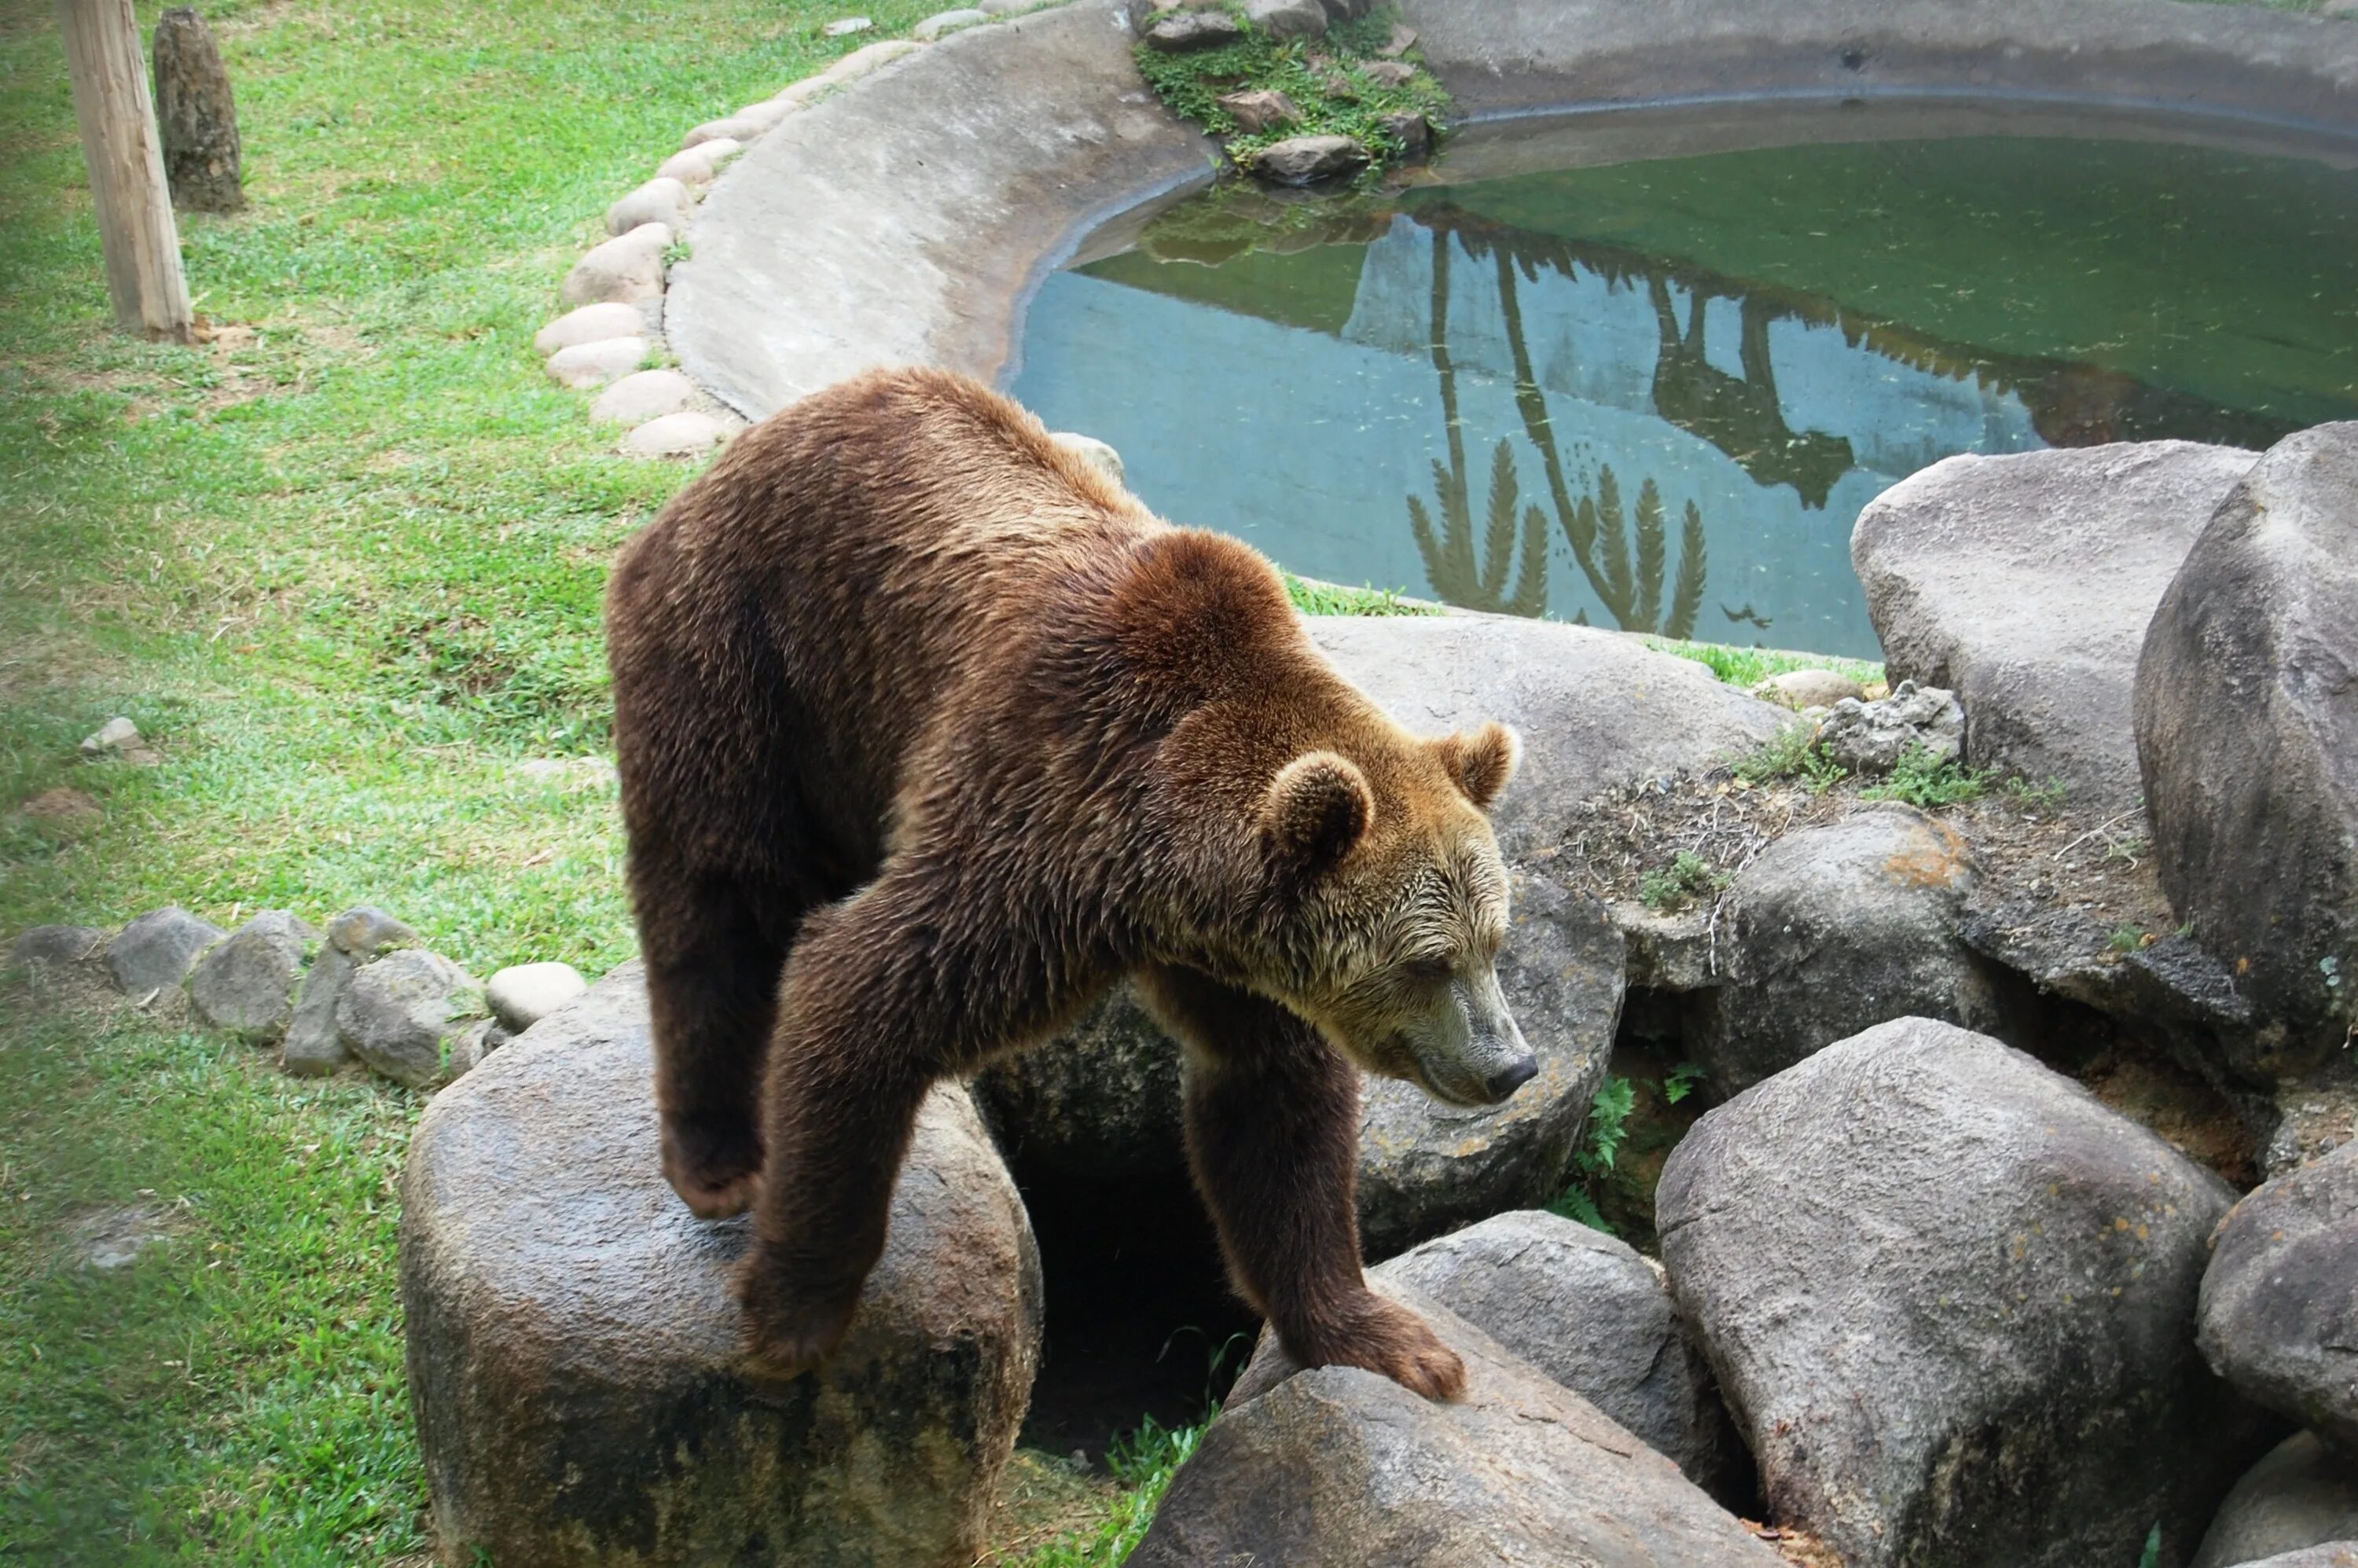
0, 0, 2331, 1562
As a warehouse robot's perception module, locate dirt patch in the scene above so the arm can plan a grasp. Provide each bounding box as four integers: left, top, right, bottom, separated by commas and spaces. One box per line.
972, 1449, 1124, 1565
19, 787, 100, 828
68, 1199, 189, 1270
1537, 763, 2176, 971
1747, 1522, 1844, 1568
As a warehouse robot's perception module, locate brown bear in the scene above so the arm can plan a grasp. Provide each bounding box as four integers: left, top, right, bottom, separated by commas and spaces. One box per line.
606, 367, 1535, 1401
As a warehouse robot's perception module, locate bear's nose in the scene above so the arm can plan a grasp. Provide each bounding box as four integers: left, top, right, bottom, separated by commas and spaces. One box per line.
1486, 1053, 1539, 1101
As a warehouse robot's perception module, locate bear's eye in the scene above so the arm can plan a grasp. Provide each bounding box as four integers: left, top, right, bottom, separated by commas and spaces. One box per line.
1402, 956, 1453, 984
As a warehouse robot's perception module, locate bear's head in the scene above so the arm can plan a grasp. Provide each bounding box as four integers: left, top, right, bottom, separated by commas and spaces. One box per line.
1111, 527, 1537, 1107
1246, 718, 1536, 1107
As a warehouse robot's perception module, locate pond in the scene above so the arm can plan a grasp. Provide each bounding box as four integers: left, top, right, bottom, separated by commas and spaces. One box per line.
1009, 101, 2358, 659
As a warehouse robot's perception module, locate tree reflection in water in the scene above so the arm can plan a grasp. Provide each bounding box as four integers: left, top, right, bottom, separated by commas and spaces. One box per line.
1412, 227, 1711, 636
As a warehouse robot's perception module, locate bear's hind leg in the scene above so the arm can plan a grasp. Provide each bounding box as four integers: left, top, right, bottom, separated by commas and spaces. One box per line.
1141, 964, 1467, 1403
637, 863, 795, 1219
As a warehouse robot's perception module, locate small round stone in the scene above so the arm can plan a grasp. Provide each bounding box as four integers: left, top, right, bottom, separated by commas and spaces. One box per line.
546, 337, 648, 390
535, 301, 648, 356
590, 369, 698, 426
623, 410, 733, 458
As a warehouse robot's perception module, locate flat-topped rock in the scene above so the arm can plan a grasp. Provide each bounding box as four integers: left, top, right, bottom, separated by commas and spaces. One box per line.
1134, 1281, 1782, 1567
402, 964, 1042, 1568
1853, 440, 2256, 809
1308, 615, 1786, 856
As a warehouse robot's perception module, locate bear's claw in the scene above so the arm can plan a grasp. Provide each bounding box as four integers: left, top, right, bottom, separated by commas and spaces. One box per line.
733, 1258, 861, 1381
661, 1122, 764, 1219
1316, 1291, 1468, 1402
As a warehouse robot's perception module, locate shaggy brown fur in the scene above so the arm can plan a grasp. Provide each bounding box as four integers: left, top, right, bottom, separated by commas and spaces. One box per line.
607, 367, 1527, 1400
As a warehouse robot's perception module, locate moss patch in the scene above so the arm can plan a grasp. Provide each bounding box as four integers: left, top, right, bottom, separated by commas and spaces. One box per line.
1133, 7, 1449, 177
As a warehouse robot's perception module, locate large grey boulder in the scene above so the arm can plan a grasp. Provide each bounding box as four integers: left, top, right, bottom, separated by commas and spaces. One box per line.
1658, 1015, 2268, 1568
1307, 615, 1786, 857
2231, 1547, 2358, 1568
1371, 1210, 1740, 1496
2200, 1137, 2358, 1452
979, 870, 1621, 1259
1682, 805, 2010, 1092
1854, 441, 2257, 808
2194, 1433, 2358, 1568
186, 909, 319, 1042
402, 964, 1041, 1568
336, 948, 476, 1088
2136, 423, 2358, 1078
1133, 1280, 1783, 1568
105, 906, 223, 997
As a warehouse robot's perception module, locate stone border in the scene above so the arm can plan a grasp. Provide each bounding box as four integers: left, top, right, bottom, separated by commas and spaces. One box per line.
528, 13, 1049, 458
653, 0, 2358, 427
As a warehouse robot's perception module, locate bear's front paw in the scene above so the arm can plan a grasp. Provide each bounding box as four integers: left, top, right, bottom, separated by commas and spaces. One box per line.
1322, 1292, 1467, 1402
732, 1256, 861, 1382
662, 1118, 764, 1220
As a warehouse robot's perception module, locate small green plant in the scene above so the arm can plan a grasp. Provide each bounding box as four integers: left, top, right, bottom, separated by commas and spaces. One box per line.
1133, 6, 1452, 179
1639, 850, 1725, 913
1662, 1061, 1706, 1105
2136, 1522, 2162, 1568
2103, 835, 2150, 867
2004, 773, 2070, 811
1735, 722, 1849, 792
1014, 1411, 1211, 1567
2108, 923, 2150, 953
1546, 1183, 1613, 1234
1857, 743, 1992, 807
662, 235, 693, 266
1577, 1075, 1637, 1176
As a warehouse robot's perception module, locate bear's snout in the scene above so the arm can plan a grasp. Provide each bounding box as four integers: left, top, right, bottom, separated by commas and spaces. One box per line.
1484, 1052, 1539, 1103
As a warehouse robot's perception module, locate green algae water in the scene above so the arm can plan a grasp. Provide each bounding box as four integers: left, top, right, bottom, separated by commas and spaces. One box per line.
1010, 105, 2358, 658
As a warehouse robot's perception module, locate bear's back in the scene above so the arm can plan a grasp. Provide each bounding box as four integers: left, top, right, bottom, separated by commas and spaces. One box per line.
606, 369, 1167, 872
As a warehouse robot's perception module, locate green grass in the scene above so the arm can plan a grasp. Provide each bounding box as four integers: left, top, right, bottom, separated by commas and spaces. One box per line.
1133, 6, 1448, 174
1282, 571, 1436, 616
1644, 637, 1885, 692
0, 999, 425, 1563
1732, 721, 1850, 792
0, 0, 951, 1559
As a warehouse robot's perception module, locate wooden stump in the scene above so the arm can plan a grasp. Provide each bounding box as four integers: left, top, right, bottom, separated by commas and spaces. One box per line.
56, 0, 193, 341
152, 8, 241, 213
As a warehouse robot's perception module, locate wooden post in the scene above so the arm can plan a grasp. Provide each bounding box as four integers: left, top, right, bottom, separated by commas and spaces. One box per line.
57, 0, 195, 341
154, 8, 243, 213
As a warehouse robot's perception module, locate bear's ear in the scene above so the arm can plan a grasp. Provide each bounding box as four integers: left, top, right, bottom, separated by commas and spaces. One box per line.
1434, 722, 1521, 811
1259, 751, 1374, 877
